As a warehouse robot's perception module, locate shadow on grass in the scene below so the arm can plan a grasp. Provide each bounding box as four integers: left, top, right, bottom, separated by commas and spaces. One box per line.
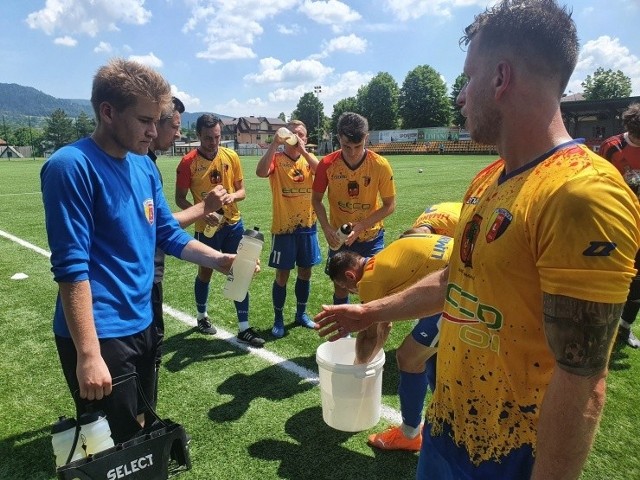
0, 425, 57, 479
161, 328, 246, 373
208, 356, 317, 422
248, 406, 417, 480
609, 342, 632, 371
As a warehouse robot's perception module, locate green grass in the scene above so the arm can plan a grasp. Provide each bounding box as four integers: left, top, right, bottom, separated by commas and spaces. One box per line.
0, 154, 639, 479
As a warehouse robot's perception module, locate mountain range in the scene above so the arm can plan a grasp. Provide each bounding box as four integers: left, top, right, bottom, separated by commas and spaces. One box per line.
0, 82, 231, 128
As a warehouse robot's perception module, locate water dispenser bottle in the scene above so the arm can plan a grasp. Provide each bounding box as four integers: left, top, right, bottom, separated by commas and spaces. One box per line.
223, 227, 264, 302
78, 411, 115, 456
51, 416, 85, 467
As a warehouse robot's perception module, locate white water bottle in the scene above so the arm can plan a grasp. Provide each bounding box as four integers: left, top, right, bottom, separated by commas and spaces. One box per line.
276, 127, 298, 146
223, 227, 264, 302
51, 416, 85, 467
203, 208, 225, 238
78, 411, 115, 456
330, 223, 352, 250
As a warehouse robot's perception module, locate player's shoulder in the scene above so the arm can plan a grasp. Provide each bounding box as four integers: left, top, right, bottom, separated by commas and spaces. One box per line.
180, 148, 199, 164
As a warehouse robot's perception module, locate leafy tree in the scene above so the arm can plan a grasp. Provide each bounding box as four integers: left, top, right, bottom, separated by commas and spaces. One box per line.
329, 97, 358, 148
450, 73, 468, 128
12, 125, 44, 156
75, 111, 95, 139
582, 68, 632, 100
44, 109, 76, 152
399, 65, 451, 128
356, 72, 399, 130
278, 112, 286, 122
292, 92, 325, 144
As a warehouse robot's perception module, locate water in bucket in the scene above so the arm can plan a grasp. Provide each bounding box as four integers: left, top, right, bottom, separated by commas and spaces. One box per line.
316, 337, 385, 432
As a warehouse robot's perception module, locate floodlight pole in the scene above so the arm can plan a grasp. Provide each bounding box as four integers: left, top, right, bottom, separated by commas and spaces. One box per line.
314, 85, 322, 149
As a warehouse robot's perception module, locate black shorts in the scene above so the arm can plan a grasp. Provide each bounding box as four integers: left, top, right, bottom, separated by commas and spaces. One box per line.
55, 323, 158, 443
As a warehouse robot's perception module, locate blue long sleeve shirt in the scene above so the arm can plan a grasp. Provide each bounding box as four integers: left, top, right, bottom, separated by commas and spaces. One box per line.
41, 138, 193, 338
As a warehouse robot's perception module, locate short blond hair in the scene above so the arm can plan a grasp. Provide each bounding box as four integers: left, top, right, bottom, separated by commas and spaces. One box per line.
91, 58, 172, 122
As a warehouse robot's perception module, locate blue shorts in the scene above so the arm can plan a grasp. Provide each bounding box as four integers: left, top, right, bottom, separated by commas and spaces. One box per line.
411, 313, 441, 347
195, 220, 244, 254
324, 229, 385, 275
269, 228, 322, 270
417, 421, 534, 480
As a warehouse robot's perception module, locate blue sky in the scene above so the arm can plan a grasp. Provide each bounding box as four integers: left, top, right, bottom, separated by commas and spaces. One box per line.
2, 0, 639, 118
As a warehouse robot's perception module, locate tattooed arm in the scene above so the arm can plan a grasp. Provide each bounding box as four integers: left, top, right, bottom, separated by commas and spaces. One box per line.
531, 294, 621, 480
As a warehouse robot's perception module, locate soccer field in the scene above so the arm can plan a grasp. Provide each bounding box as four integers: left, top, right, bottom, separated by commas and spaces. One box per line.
0, 154, 638, 479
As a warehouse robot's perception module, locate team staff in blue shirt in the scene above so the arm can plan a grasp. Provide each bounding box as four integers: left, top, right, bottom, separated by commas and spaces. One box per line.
41, 58, 234, 443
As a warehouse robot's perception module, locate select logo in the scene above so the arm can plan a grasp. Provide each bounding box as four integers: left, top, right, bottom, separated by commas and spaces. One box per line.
106, 453, 154, 479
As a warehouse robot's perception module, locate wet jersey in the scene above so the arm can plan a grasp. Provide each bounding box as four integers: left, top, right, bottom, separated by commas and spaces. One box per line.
176, 147, 243, 231
413, 202, 463, 237
428, 141, 640, 465
313, 150, 395, 242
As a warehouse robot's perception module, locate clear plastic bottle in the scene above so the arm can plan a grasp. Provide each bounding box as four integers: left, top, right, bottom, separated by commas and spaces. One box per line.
330, 224, 352, 250
51, 416, 85, 467
223, 227, 264, 302
276, 127, 299, 146
78, 411, 115, 456
203, 208, 225, 238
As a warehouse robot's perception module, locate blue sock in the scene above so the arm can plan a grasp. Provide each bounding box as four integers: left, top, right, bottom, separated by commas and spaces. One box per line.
272, 281, 286, 324
194, 277, 210, 316
399, 369, 429, 429
295, 278, 310, 317
333, 294, 349, 305
234, 293, 250, 330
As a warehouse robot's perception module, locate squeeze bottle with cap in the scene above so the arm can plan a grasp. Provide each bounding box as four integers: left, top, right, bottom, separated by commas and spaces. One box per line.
78, 411, 115, 456
223, 227, 264, 302
330, 224, 352, 250
203, 208, 225, 238
51, 416, 85, 467
276, 127, 298, 146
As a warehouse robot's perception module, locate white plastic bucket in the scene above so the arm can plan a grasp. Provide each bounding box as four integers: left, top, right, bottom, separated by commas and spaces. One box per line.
316, 337, 385, 432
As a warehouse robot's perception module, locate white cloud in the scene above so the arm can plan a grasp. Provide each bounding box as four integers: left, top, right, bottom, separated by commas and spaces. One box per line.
184, 0, 295, 61
569, 36, 640, 95
245, 58, 334, 84
54, 36, 77, 47
382, 0, 495, 21
171, 85, 201, 111
323, 34, 367, 55
26, 0, 151, 37
299, 0, 361, 32
128, 52, 163, 69
94, 41, 112, 53
214, 97, 269, 118
277, 24, 301, 35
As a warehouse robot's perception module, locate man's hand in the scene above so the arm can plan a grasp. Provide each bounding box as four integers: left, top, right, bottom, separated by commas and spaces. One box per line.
76, 352, 112, 401
315, 304, 373, 341
203, 185, 230, 214
354, 322, 391, 364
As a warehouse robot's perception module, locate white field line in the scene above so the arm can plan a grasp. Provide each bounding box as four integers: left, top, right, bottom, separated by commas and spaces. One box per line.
1, 229, 402, 425
0, 192, 42, 196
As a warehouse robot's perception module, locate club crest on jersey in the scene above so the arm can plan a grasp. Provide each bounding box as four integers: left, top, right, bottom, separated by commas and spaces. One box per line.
291, 168, 304, 182
144, 199, 155, 225
210, 169, 222, 184
486, 208, 512, 243
347, 181, 359, 197
460, 213, 482, 267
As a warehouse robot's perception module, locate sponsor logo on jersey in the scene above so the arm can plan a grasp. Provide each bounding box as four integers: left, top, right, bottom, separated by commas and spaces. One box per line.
291, 168, 305, 182
363, 176, 371, 187
337, 200, 372, 212
582, 241, 617, 256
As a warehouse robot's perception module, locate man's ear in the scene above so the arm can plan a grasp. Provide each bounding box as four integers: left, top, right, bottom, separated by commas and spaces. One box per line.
345, 270, 356, 281
99, 101, 115, 125
494, 61, 511, 100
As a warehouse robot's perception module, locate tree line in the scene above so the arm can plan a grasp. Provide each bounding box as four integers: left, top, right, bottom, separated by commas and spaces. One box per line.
1, 66, 632, 155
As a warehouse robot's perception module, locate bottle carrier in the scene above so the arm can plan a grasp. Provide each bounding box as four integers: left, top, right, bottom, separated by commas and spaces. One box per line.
55, 373, 191, 480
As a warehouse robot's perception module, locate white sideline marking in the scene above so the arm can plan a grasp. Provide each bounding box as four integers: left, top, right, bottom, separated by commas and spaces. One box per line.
2, 230, 402, 425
